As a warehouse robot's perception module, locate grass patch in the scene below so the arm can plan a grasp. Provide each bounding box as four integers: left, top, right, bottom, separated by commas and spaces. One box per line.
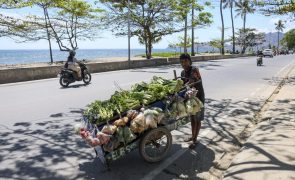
136, 52, 238, 58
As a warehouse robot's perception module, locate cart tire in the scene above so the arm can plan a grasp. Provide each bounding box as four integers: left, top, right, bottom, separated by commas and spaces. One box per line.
139, 127, 172, 163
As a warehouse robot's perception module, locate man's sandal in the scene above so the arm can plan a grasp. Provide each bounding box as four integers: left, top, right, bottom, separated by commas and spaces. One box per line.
189, 141, 198, 149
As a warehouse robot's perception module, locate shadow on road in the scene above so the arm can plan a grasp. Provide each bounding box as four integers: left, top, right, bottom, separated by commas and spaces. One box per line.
59, 83, 91, 89
223, 98, 295, 179
155, 143, 215, 179
0, 94, 288, 179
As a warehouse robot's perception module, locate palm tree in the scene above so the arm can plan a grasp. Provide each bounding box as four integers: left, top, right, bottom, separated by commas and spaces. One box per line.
220, 0, 225, 55
235, 0, 255, 54
191, 0, 199, 56
275, 20, 285, 52
223, 0, 237, 54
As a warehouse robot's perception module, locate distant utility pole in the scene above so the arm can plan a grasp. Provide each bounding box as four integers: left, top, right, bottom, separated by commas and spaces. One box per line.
128, 0, 131, 68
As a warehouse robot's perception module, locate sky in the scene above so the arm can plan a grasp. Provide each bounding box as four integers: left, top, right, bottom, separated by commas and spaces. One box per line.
0, 1, 294, 50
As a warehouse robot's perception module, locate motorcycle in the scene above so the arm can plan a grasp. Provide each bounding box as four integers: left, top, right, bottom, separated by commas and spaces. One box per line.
59, 60, 91, 87
257, 56, 263, 66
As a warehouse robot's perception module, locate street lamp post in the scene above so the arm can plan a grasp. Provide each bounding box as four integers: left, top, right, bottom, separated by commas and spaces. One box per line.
128, 0, 131, 68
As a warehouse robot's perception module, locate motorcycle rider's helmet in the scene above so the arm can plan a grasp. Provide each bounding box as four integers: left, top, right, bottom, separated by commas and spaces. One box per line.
69, 50, 76, 57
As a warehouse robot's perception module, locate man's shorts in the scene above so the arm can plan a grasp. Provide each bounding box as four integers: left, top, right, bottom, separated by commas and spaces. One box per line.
191, 107, 205, 122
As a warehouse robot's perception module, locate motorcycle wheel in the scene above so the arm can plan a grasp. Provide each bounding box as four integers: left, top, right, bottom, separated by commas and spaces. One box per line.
83, 71, 91, 85
60, 76, 70, 87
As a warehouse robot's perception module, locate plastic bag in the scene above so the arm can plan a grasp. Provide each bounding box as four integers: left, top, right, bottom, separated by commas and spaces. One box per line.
74, 123, 86, 135
113, 117, 129, 126
145, 114, 157, 129
103, 135, 121, 152
130, 113, 147, 133
127, 110, 139, 120
96, 132, 111, 145
117, 126, 137, 145
101, 124, 117, 135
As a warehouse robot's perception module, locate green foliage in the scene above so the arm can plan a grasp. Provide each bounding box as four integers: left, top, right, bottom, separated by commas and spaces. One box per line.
169, 36, 192, 49
209, 39, 223, 53
235, 0, 255, 19
100, 0, 179, 59
235, 28, 265, 50
254, 0, 295, 15
281, 29, 295, 50
0, 0, 103, 51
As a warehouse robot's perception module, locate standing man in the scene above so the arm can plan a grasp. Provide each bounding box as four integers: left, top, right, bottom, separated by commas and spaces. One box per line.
180, 53, 205, 149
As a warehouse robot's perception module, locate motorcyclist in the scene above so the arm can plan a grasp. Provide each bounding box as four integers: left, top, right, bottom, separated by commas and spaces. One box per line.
65, 50, 81, 79
257, 50, 263, 65
257, 51, 263, 58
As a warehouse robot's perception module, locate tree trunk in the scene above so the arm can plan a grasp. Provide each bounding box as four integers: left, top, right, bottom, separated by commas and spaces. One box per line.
184, 15, 188, 53
144, 32, 148, 58
242, 14, 246, 54
230, 2, 235, 54
147, 40, 152, 59
146, 30, 152, 59
220, 0, 225, 55
191, 6, 195, 56
43, 7, 53, 63
277, 31, 280, 51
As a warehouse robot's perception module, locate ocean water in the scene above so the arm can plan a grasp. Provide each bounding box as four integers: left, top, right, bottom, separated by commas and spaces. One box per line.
0, 49, 176, 64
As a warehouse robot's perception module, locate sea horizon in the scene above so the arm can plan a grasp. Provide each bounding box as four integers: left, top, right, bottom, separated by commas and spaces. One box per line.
0, 48, 176, 65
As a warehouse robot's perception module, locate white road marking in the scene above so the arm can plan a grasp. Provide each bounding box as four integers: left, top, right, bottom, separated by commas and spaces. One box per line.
141, 148, 187, 180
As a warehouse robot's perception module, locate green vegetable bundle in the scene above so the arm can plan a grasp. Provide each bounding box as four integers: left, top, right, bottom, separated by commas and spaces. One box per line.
84, 76, 184, 125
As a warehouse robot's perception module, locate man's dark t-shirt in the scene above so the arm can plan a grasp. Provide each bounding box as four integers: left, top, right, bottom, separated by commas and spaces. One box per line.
181, 66, 205, 104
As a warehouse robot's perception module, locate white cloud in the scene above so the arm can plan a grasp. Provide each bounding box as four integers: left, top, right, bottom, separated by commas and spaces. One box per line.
270, 17, 280, 24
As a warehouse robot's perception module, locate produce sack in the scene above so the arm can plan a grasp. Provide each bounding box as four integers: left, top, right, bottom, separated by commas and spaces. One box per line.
96, 132, 111, 145
74, 123, 86, 135
170, 99, 187, 118
185, 88, 198, 98
101, 124, 117, 135
114, 117, 129, 126
130, 113, 147, 133
103, 135, 121, 152
127, 110, 139, 120
145, 114, 157, 129
117, 126, 137, 145
143, 109, 160, 129
85, 136, 102, 147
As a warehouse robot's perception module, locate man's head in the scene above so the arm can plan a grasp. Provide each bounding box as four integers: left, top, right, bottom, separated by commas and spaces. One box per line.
179, 53, 192, 70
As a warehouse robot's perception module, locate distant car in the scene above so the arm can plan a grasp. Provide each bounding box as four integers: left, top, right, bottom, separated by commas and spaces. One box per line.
289, 50, 294, 54
262, 49, 274, 57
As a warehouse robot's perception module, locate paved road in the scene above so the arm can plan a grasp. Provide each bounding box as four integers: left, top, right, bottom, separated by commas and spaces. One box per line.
0, 55, 294, 179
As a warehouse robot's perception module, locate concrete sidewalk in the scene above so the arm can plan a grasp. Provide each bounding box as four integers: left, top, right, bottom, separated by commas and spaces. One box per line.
223, 68, 295, 179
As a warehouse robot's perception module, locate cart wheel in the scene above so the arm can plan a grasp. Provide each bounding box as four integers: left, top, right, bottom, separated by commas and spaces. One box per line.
139, 127, 172, 163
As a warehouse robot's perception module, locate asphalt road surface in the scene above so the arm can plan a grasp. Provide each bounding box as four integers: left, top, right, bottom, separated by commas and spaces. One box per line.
0, 55, 294, 179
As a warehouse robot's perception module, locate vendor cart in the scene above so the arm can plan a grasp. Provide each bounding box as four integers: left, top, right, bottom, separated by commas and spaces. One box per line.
81, 112, 190, 167
78, 72, 201, 168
